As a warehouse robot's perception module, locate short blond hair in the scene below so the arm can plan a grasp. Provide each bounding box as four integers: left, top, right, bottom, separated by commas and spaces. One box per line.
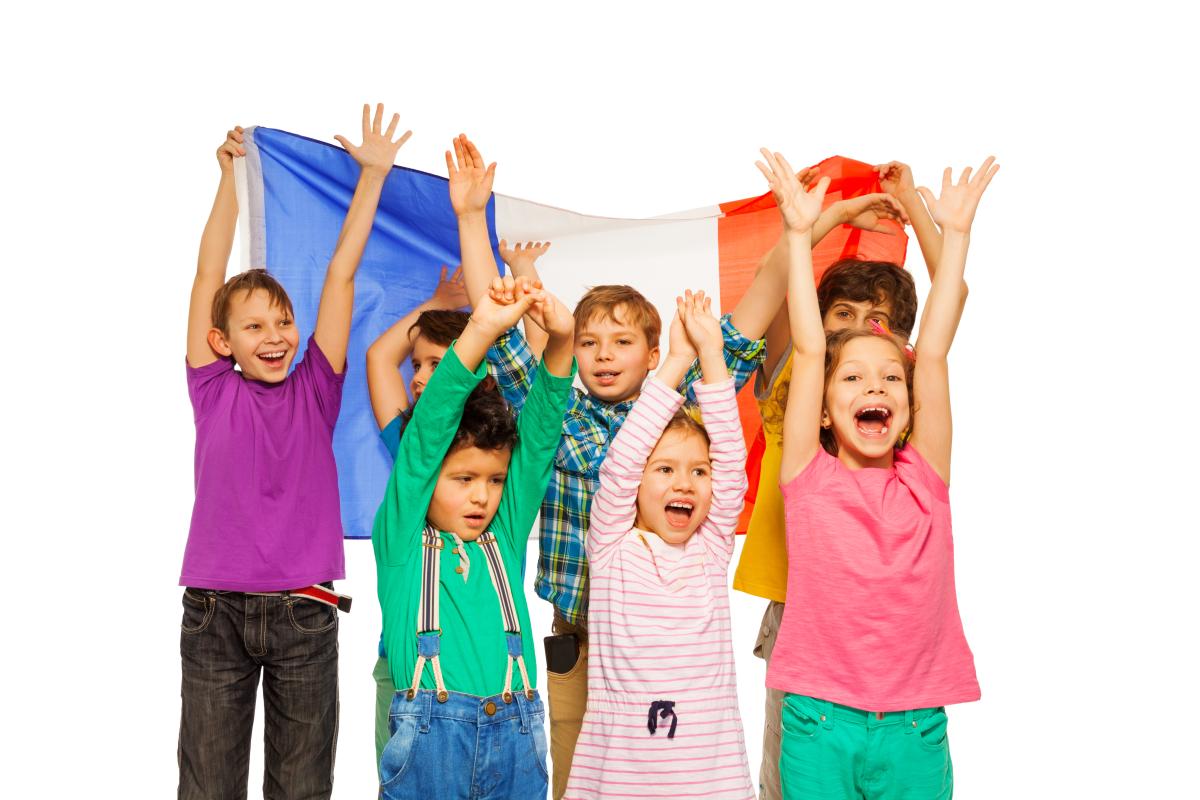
573, 285, 661, 345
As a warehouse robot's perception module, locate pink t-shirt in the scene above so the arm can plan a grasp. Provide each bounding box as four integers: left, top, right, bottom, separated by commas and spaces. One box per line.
180, 336, 346, 591
766, 446, 979, 711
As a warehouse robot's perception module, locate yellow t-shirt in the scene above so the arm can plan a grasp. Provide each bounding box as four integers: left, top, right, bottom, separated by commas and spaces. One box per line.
732, 352, 791, 602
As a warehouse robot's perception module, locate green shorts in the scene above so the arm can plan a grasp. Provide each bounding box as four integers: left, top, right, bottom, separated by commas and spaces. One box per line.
780, 694, 953, 799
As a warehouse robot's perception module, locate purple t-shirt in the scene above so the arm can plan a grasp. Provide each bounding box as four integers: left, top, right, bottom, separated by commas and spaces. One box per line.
180, 335, 346, 591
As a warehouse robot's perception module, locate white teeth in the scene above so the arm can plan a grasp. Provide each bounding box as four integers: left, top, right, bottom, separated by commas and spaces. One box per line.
666, 502, 693, 510
881, 427, 889, 434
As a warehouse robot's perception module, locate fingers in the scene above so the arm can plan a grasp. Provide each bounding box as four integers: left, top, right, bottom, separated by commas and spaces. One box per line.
973, 156, 999, 193
439, 265, 448, 282
372, 103, 384, 135
395, 129, 413, 148
361, 103, 370, 136
453, 135, 466, 171
450, 266, 464, 284
797, 167, 819, 188
808, 175, 831, 203
464, 137, 484, 169
334, 135, 353, 153
941, 167, 952, 193
445, 149, 455, 176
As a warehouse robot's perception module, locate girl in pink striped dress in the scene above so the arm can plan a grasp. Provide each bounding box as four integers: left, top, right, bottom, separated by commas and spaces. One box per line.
563, 291, 755, 800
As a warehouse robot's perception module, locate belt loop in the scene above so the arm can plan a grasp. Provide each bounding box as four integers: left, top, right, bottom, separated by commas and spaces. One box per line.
515, 690, 533, 734
821, 699, 834, 730
904, 709, 915, 734
417, 690, 433, 734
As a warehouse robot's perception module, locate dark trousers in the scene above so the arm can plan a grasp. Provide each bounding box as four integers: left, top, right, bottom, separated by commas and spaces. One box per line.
178, 588, 339, 800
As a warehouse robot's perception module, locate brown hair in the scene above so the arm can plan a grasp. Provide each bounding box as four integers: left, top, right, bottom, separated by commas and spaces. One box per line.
818, 328, 915, 456
211, 269, 294, 335
817, 259, 917, 336
573, 285, 661, 345
447, 376, 518, 454
411, 309, 470, 347
763, 260, 916, 433
662, 404, 711, 449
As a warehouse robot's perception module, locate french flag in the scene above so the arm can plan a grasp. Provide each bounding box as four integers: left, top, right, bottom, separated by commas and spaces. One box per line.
235, 126, 908, 539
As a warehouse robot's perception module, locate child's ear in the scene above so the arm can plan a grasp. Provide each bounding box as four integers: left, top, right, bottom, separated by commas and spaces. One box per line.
207, 327, 233, 358
820, 410, 832, 429
646, 344, 661, 372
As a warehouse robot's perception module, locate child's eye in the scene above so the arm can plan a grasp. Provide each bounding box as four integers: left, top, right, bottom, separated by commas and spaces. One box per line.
580, 340, 595, 348
837, 311, 851, 319
885, 374, 902, 382
618, 338, 632, 346
430, 359, 440, 368
692, 468, 708, 478
246, 323, 260, 330
489, 476, 505, 485
657, 465, 672, 474
280, 318, 293, 327
844, 375, 859, 382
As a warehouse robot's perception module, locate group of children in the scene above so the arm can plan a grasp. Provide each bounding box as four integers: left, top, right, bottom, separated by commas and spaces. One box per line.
179, 103, 995, 800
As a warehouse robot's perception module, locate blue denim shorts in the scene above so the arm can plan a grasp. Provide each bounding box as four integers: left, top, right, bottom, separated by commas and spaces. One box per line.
380, 689, 548, 800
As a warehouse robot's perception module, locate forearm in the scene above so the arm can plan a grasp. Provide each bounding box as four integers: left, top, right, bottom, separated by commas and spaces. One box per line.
541, 331, 574, 378
458, 212, 499, 306
327, 171, 388, 283
366, 309, 424, 426
656, 353, 692, 390
811, 203, 845, 246
508, 259, 550, 357
196, 172, 239, 282
915, 230, 970, 359
786, 229, 823, 355
898, 188, 943, 281
697, 346, 726, 386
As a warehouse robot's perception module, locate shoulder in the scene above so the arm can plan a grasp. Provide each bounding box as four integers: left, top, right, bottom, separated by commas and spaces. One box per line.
780, 447, 839, 497
896, 444, 950, 500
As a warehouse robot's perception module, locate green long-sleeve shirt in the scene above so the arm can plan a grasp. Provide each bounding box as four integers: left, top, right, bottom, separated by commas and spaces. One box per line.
372, 343, 574, 697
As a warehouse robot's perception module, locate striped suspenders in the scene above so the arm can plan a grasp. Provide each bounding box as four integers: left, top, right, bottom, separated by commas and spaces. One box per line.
407, 526, 535, 703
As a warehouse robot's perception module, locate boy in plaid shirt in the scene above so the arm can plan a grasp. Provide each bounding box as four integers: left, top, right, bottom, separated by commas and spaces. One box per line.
447, 135, 781, 799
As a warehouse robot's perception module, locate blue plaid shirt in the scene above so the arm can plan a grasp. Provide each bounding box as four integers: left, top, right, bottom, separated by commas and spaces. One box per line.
487, 314, 764, 624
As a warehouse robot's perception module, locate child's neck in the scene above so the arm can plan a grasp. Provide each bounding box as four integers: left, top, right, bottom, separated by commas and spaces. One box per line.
836, 447, 895, 471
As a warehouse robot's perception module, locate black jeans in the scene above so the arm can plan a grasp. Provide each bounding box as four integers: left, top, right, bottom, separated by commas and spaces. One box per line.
178, 588, 339, 800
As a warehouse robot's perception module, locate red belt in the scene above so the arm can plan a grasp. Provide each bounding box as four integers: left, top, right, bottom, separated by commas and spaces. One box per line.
290, 585, 353, 613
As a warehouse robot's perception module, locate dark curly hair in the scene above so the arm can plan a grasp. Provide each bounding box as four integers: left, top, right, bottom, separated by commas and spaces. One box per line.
818, 259, 917, 335
447, 376, 518, 454
411, 310, 470, 347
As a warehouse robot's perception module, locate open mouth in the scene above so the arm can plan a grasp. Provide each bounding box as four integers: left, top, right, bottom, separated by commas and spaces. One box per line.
664, 500, 694, 529
854, 406, 892, 437
463, 512, 486, 528
257, 350, 288, 366
593, 370, 621, 387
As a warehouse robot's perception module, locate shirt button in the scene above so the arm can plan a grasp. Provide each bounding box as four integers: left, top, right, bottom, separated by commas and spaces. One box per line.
452, 547, 460, 555
484, 701, 497, 716
455, 566, 464, 574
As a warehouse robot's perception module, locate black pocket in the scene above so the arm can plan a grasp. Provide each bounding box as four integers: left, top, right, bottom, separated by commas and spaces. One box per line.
287, 597, 337, 634
180, 589, 215, 634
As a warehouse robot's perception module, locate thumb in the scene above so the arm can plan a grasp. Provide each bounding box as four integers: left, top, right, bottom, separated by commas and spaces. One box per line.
334, 135, 353, 152
916, 186, 935, 210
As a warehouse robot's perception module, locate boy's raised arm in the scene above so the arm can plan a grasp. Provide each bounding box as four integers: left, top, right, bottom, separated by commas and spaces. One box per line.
499, 239, 551, 358
447, 135, 500, 307
187, 128, 245, 368
314, 103, 412, 373
909, 157, 998, 483
366, 266, 467, 429
754, 150, 828, 484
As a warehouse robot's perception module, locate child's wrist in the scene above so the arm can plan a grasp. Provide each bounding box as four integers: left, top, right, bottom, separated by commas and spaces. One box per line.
456, 209, 488, 222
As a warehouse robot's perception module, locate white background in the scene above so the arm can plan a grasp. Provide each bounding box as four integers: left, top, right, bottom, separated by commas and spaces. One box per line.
5, 1, 1198, 797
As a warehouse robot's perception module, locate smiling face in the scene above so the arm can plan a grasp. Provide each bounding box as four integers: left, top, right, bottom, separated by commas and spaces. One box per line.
633, 426, 714, 545
575, 306, 660, 403
823, 335, 912, 469
427, 444, 512, 541
410, 334, 450, 401
208, 288, 300, 382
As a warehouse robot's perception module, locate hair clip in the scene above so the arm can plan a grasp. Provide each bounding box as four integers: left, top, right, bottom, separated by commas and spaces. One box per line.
904, 343, 916, 363
868, 319, 893, 337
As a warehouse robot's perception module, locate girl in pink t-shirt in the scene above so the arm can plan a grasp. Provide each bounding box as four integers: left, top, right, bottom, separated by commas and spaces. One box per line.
754, 150, 997, 799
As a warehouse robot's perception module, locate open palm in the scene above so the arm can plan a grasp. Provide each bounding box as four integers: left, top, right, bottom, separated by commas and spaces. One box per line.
335, 103, 411, 177
917, 157, 999, 234
756, 149, 829, 233
446, 135, 495, 216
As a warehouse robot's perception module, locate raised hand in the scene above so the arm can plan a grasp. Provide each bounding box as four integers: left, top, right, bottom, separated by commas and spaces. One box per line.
524, 288, 574, 341
446, 134, 496, 217
875, 161, 917, 199
668, 297, 697, 362
917, 156, 999, 234
428, 265, 469, 310
680, 290, 722, 355
216, 127, 245, 173
335, 103, 412, 177
499, 239, 551, 269
472, 275, 544, 335
756, 149, 830, 234
836, 192, 909, 233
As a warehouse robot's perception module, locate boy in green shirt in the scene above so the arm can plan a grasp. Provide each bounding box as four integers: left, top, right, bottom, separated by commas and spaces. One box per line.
373, 273, 575, 799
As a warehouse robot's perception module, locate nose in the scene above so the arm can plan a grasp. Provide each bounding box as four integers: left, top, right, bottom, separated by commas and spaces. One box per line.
469, 480, 488, 505
595, 341, 613, 361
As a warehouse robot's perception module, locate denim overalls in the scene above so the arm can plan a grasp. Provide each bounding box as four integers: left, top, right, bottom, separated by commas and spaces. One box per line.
379, 527, 549, 800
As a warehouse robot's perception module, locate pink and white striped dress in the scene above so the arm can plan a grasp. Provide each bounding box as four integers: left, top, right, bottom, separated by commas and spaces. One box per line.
563, 377, 755, 800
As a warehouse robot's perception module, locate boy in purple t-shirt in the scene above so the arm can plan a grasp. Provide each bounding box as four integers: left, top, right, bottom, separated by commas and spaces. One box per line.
178, 105, 410, 800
